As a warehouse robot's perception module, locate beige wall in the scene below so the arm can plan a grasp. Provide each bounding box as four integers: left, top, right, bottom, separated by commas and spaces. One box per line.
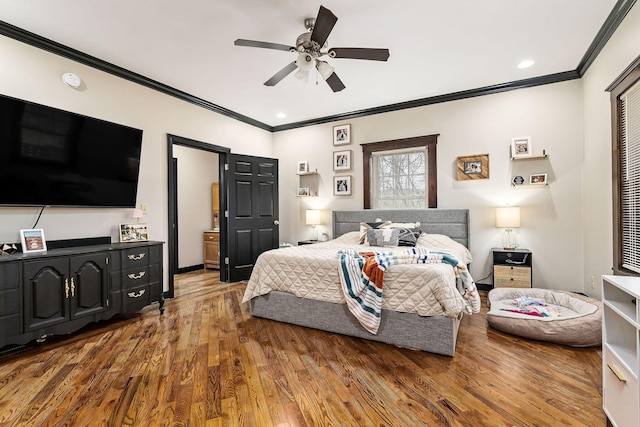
581, 2, 640, 298
274, 81, 584, 290
0, 35, 273, 290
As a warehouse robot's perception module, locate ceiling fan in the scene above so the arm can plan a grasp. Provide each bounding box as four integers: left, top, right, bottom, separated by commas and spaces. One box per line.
234, 5, 390, 92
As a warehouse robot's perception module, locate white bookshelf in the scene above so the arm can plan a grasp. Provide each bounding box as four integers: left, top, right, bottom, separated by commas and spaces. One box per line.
601, 275, 640, 427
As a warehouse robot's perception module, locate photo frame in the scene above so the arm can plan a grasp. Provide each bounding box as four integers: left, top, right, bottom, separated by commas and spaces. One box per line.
334, 175, 352, 196
296, 187, 310, 197
119, 223, 149, 243
333, 150, 352, 171
529, 173, 548, 185
511, 136, 532, 158
456, 154, 490, 181
296, 160, 309, 175
333, 124, 351, 145
20, 229, 47, 253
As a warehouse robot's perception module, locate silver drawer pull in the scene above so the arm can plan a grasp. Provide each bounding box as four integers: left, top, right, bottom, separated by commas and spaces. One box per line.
127, 271, 146, 280
128, 253, 146, 260
127, 289, 146, 298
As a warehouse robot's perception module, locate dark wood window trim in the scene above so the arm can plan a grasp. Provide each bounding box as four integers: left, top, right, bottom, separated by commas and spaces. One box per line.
608, 54, 640, 276
361, 134, 438, 209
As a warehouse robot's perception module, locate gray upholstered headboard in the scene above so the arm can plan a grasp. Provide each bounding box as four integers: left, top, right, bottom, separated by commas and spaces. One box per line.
332, 209, 470, 248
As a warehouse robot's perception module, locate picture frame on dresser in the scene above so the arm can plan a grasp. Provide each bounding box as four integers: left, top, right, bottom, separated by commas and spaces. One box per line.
19, 229, 47, 253
119, 223, 149, 242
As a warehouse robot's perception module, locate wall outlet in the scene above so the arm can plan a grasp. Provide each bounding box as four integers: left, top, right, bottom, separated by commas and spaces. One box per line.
140, 203, 148, 214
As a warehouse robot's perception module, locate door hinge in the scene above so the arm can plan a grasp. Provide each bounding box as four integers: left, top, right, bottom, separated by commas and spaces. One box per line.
225, 257, 229, 265
224, 163, 229, 171
225, 210, 229, 218
106, 298, 110, 307
106, 256, 109, 265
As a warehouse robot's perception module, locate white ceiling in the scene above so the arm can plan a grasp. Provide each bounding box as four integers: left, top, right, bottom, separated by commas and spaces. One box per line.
0, 0, 620, 128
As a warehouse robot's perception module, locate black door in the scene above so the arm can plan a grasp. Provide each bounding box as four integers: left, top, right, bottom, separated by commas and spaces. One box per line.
227, 154, 279, 282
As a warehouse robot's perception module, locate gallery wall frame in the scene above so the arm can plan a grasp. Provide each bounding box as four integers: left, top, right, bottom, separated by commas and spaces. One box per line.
456, 154, 489, 181
333, 124, 351, 146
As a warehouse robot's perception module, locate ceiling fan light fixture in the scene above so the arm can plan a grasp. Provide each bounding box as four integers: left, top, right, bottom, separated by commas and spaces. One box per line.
316, 60, 334, 80
296, 53, 314, 71
294, 68, 310, 82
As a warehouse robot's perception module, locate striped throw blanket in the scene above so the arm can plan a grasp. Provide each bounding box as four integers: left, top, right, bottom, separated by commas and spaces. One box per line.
337, 248, 480, 334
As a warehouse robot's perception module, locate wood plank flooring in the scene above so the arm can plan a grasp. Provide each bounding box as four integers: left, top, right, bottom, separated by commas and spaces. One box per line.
0, 270, 604, 426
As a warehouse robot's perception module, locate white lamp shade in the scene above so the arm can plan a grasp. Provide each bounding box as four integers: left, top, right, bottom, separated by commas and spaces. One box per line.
495, 207, 520, 228
306, 209, 322, 225
295, 53, 314, 71
316, 60, 334, 80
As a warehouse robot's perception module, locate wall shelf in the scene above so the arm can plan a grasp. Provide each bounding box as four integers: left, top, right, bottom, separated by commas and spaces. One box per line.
511, 154, 549, 161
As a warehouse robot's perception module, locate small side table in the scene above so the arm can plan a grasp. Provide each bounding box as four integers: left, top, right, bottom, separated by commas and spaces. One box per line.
297, 240, 318, 246
492, 248, 532, 288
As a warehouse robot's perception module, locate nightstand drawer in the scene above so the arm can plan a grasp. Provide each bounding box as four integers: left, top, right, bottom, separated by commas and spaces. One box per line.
494, 277, 531, 288
494, 265, 531, 280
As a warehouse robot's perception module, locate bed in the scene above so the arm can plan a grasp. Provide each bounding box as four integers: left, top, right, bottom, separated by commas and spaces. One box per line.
242, 209, 479, 356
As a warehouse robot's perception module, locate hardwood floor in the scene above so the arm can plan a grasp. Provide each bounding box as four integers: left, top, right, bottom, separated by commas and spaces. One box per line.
0, 270, 604, 426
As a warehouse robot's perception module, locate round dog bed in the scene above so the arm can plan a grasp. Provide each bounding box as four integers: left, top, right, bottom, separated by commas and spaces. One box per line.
487, 288, 601, 347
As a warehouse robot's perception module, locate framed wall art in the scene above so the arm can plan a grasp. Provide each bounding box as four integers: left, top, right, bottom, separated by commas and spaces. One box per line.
456, 154, 490, 181
296, 160, 309, 174
296, 187, 310, 197
20, 229, 47, 253
119, 223, 149, 242
529, 173, 548, 185
333, 150, 352, 171
333, 124, 351, 145
511, 136, 532, 158
334, 175, 352, 196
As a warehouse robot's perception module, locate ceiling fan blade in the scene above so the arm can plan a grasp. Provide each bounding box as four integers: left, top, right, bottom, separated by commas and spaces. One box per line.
264, 61, 298, 86
331, 48, 390, 61
234, 39, 294, 52
310, 6, 338, 47
325, 72, 346, 93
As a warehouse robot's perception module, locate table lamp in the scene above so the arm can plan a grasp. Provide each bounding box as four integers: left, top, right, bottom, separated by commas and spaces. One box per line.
306, 209, 321, 241
495, 206, 520, 250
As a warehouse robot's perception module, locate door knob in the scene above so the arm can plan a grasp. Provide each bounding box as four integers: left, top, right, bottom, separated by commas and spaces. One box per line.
274, 220, 279, 226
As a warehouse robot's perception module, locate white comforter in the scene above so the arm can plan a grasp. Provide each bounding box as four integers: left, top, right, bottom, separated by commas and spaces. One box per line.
242, 232, 475, 318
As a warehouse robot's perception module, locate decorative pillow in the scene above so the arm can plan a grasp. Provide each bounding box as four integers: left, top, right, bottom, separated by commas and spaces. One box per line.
390, 222, 420, 229
394, 227, 423, 247
366, 228, 400, 247
359, 221, 391, 244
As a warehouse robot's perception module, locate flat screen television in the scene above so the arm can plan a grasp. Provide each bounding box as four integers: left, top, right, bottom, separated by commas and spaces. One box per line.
0, 94, 143, 207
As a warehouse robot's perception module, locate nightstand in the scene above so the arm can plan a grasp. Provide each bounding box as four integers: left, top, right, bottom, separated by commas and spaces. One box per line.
297, 240, 318, 246
492, 248, 532, 288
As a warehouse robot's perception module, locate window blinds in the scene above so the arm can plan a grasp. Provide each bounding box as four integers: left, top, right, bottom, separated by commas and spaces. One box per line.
621, 79, 640, 273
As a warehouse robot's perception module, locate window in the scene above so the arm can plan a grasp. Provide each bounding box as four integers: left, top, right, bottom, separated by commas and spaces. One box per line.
362, 134, 438, 209
371, 148, 426, 209
609, 56, 640, 275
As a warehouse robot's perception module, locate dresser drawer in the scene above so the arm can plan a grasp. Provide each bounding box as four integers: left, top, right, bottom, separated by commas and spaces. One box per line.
121, 247, 150, 269
123, 285, 151, 312
204, 232, 219, 242
122, 266, 150, 289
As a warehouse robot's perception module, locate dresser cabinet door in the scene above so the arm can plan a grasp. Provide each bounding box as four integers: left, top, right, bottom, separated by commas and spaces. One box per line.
69, 253, 109, 319
23, 258, 69, 331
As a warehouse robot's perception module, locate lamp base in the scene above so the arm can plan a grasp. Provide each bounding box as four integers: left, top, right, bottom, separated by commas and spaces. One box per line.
502, 228, 518, 251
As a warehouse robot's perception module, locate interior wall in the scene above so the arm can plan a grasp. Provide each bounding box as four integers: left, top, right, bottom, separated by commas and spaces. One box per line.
274, 80, 584, 291
0, 35, 273, 290
173, 145, 218, 269
581, 2, 640, 298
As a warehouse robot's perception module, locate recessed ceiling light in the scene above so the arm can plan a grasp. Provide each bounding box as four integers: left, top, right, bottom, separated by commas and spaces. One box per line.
517, 60, 535, 69
276, 112, 287, 119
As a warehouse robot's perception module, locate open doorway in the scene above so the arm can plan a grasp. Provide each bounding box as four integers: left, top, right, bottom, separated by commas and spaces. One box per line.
167, 134, 230, 299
